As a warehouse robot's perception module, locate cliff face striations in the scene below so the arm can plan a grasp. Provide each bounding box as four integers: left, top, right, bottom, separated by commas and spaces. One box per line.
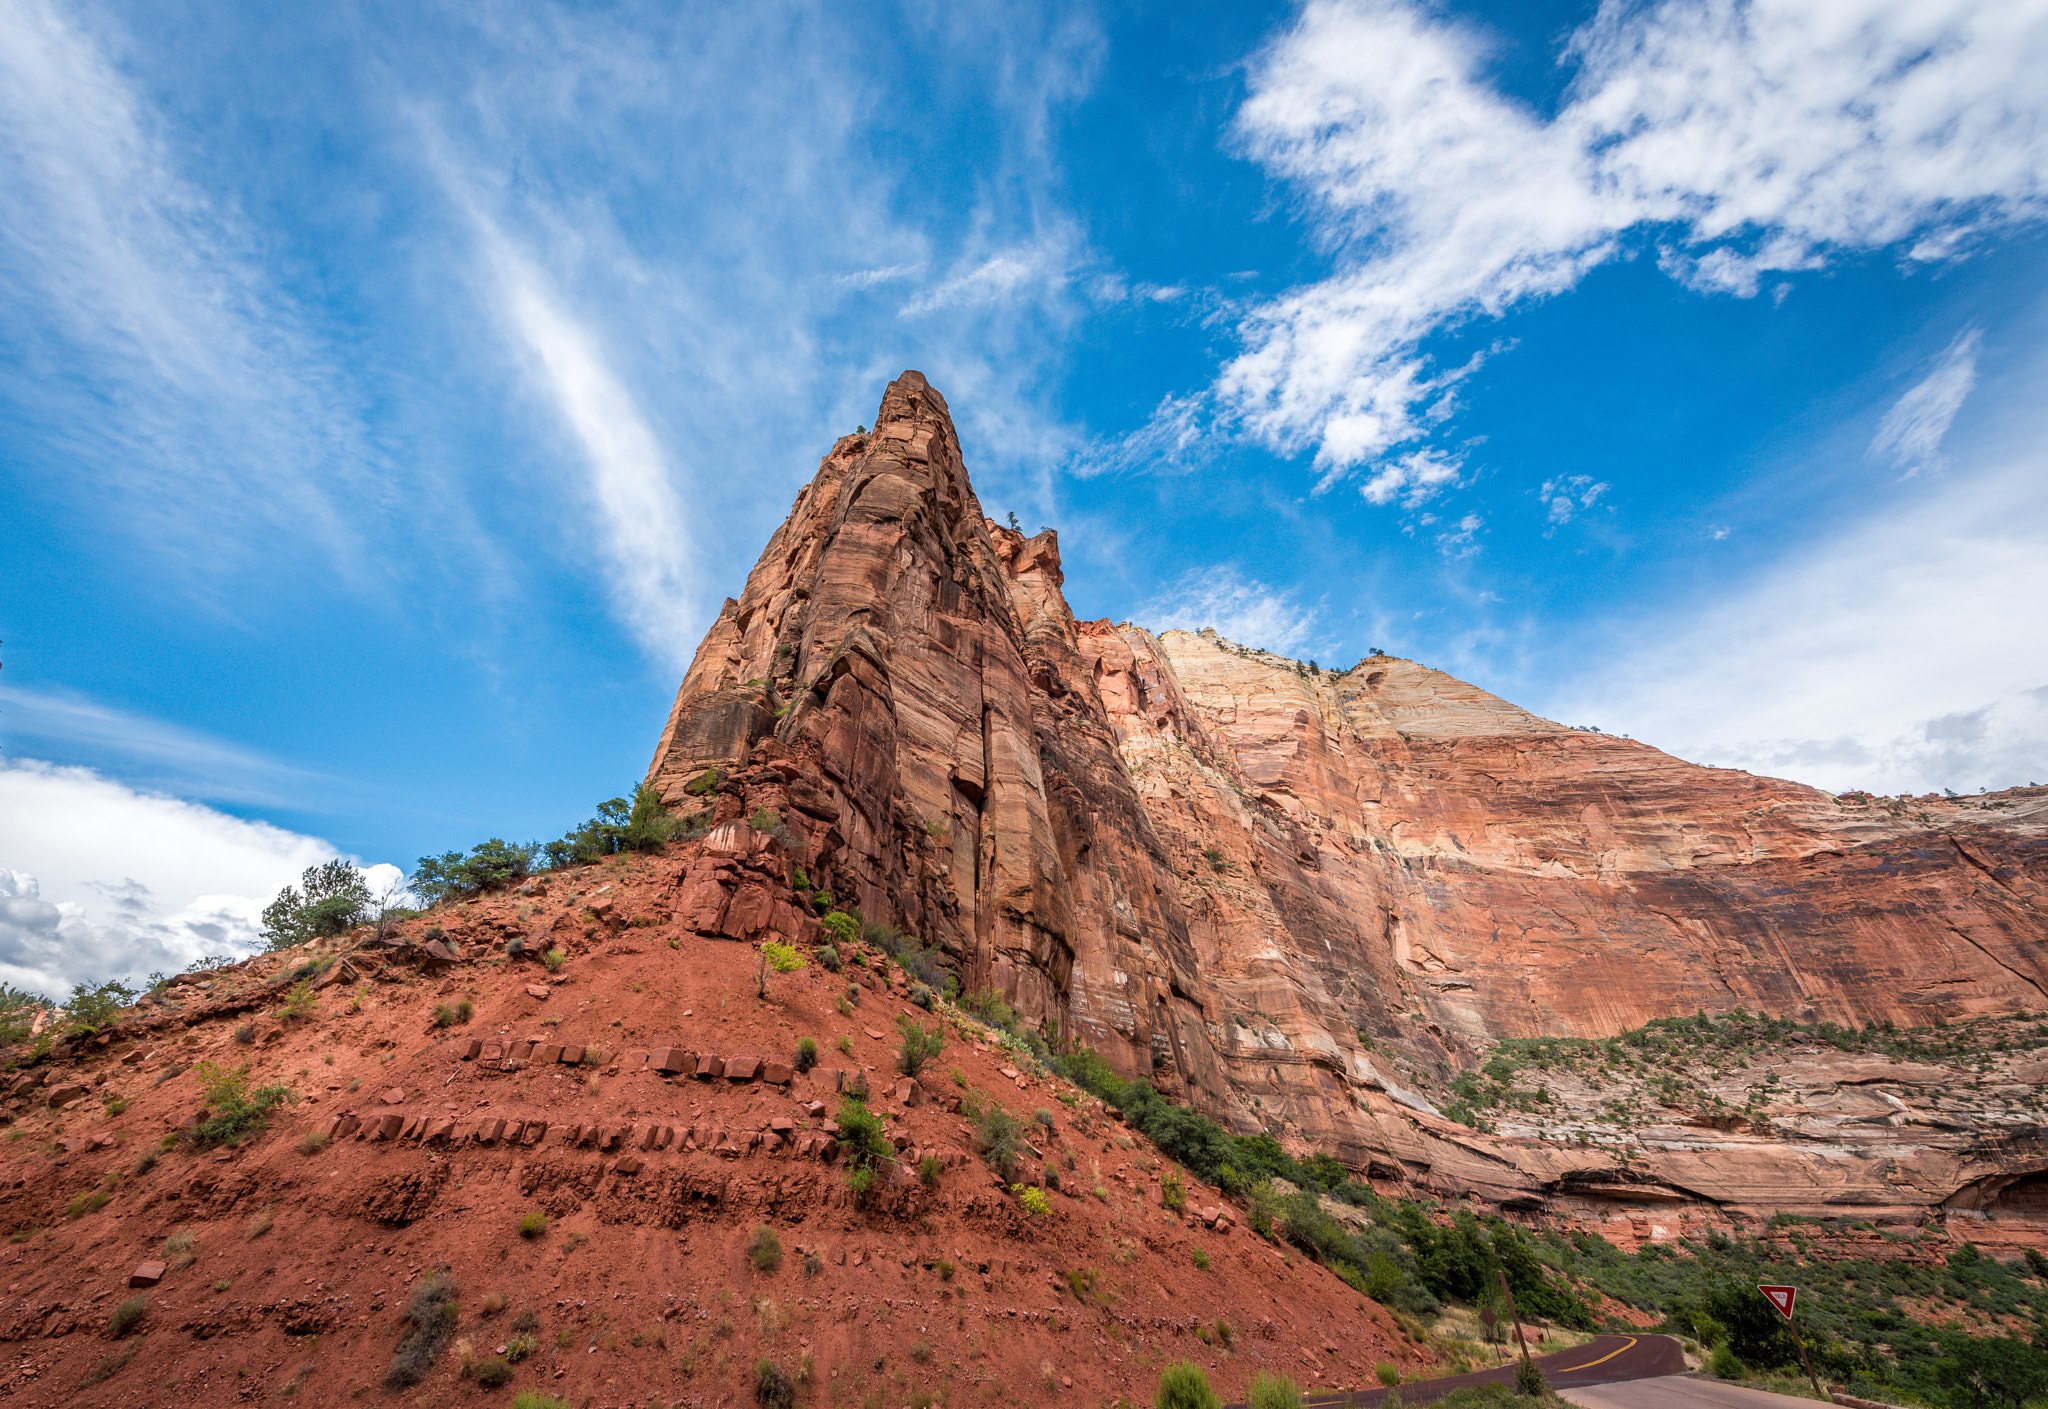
648, 372, 2048, 1228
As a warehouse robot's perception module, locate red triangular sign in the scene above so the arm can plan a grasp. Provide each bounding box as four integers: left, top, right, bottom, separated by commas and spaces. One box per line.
1759, 1284, 1797, 1319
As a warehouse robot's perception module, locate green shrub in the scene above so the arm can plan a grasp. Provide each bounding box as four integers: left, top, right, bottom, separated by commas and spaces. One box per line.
82, 1347, 136, 1387
1156, 1360, 1222, 1409
1514, 1357, 1546, 1397
820, 912, 858, 944
895, 1014, 944, 1076
505, 1334, 537, 1362
761, 940, 803, 973
815, 944, 841, 973
473, 1356, 514, 1388
754, 1357, 795, 1409
1376, 1362, 1401, 1386
261, 860, 371, 948
384, 1270, 458, 1388
1015, 1184, 1050, 1216
976, 1105, 1024, 1181
188, 1060, 292, 1148
542, 948, 566, 972
920, 1154, 941, 1187
833, 1096, 893, 1204
1192, 1248, 1210, 1270
794, 1037, 818, 1072
1161, 1170, 1187, 1211
1249, 1370, 1301, 1409
277, 981, 318, 1021
519, 1210, 548, 1239
513, 1393, 572, 1409
1709, 1345, 1745, 1380
748, 1225, 783, 1272
432, 999, 473, 1028
109, 1294, 147, 1337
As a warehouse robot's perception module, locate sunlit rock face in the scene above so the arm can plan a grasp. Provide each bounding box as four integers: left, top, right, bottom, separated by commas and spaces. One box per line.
649, 371, 2048, 1227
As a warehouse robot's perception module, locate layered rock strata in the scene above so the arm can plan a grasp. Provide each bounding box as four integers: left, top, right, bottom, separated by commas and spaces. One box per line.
647, 371, 2048, 1225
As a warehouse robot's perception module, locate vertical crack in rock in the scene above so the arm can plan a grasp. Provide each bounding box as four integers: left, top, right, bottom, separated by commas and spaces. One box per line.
647, 370, 2048, 1211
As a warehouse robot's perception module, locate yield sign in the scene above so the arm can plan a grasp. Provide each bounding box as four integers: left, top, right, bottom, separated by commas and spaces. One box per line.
1759, 1285, 1798, 1320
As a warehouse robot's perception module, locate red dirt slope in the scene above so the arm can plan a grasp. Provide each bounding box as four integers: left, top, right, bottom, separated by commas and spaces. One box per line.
0, 836, 1422, 1408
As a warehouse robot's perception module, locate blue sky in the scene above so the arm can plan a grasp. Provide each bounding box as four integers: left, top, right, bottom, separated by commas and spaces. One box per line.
3, 0, 2046, 994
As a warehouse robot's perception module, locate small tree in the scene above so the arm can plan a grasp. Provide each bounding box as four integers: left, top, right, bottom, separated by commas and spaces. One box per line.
261, 860, 372, 949
62, 978, 137, 1035
895, 1014, 944, 1076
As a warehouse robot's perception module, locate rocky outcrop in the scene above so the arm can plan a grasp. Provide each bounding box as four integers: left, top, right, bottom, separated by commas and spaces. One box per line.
647, 371, 2048, 1225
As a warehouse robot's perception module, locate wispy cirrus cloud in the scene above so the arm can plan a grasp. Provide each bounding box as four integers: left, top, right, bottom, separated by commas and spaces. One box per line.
0, 684, 323, 805
0, 0, 375, 584
1138, 568, 1322, 656
1872, 328, 1983, 477
898, 241, 1073, 318
1545, 440, 2048, 796
1169, 0, 2048, 500
468, 217, 701, 671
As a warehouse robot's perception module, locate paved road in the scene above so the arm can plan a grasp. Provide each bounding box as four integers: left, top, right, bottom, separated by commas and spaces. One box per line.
1240, 1333, 1689, 1409
1561, 1375, 1823, 1409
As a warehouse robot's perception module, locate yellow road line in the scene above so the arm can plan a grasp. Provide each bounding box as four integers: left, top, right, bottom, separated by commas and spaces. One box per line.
1556, 1337, 1640, 1372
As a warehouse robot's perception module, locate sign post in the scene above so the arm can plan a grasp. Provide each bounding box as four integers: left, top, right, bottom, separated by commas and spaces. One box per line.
1498, 1269, 1534, 1368
1759, 1284, 1824, 1401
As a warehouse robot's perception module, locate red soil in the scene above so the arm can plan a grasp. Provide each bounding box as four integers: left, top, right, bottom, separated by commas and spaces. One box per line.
0, 848, 1425, 1408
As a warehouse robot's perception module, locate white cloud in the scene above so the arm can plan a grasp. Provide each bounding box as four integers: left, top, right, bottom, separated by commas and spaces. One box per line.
1543, 454, 2048, 796
899, 244, 1070, 318
0, 683, 321, 804
1540, 474, 1609, 526
1072, 392, 1211, 479
0, 0, 375, 583
1137, 569, 1321, 656
395, 3, 1110, 660
1872, 327, 1983, 476
1212, 0, 2048, 486
835, 263, 923, 289
0, 758, 398, 997
1436, 512, 1485, 558
1361, 448, 1464, 506
470, 221, 701, 672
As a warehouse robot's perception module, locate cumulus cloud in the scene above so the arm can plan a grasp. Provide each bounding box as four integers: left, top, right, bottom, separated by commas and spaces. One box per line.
1872, 328, 1983, 476
0, 758, 400, 996
1208, 0, 2048, 489
1436, 512, 1485, 558
1361, 448, 1464, 507
1540, 474, 1609, 527
1137, 568, 1321, 655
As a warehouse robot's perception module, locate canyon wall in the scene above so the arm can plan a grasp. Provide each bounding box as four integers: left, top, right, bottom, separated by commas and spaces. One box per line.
647, 372, 2048, 1225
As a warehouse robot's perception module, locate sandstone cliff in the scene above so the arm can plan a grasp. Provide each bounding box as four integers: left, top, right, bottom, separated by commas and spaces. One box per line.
647, 371, 2048, 1227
